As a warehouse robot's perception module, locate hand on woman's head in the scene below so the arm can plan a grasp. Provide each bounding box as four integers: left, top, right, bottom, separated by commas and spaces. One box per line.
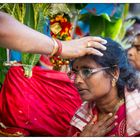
60, 36, 107, 59
70, 37, 138, 99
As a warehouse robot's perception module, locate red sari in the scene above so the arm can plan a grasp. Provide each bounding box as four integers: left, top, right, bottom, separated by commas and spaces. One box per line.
0, 66, 82, 136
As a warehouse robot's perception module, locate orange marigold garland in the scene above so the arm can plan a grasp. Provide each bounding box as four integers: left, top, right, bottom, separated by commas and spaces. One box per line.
49, 13, 72, 70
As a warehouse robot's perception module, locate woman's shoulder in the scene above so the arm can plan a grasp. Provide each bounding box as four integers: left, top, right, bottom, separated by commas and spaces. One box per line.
70, 101, 94, 131
124, 87, 140, 136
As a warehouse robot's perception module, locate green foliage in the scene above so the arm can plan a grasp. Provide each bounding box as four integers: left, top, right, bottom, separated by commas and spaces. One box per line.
47, 4, 73, 18
24, 4, 35, 28
81, 4, 130, 46
88, 15, 122, 39
0, 47, 8, 84
0, 4, 25, 23
87, 5, 123, 40
21, 4, 35, 77
0, 3, 50, 78
21, 4, 48, 77
105, 19, 122, 39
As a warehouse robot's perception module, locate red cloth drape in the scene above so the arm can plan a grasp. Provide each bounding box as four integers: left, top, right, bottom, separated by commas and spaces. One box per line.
0, 66, 81, 136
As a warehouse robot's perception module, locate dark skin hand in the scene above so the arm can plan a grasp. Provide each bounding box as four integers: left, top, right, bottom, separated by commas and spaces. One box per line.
80, 113, 118, 137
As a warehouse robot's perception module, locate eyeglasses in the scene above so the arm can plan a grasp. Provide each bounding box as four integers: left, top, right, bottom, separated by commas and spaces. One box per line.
67, 67, 111, 81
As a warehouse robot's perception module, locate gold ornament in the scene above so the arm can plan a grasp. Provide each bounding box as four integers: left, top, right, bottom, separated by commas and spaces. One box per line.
112, 78, 116, 87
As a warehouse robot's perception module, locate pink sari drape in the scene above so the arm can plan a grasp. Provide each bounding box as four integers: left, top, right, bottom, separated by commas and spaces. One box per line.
69, 102, 127, 136
69, 88, 140, 137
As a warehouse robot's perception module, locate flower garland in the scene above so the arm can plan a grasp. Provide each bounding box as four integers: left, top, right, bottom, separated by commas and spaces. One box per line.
50, 14, 72, 40
49, 13, 72, 70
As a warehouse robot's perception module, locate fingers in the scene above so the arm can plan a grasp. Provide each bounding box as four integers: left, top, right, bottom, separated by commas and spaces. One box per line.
98, 113, 113, 126
81, 114, 117, 137
86, 48, 103, 56
103, 122, 118, 135
97, 113, 118, 136
84, 117, 95, 129
104, 115, 118, 128
85, 40, 107, 56
86, 36, 107, 44
83, 116, 97, 131
87, 41, 107, 50
95, 114, 117, 136
89, 116, 97, 125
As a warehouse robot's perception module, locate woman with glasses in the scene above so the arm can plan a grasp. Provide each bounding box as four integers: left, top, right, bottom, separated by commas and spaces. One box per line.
68, 38, 140, 136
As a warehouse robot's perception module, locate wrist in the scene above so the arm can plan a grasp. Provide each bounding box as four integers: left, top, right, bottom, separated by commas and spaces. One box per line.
50, 38, 62, 57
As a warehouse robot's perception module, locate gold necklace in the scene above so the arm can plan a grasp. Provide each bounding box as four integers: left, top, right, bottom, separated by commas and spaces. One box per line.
98, 98, 124, 121
113, 98, 124, 114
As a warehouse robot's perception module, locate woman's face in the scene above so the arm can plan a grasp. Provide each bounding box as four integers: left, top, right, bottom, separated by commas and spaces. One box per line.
127, 35, 140, 71
72, 57, 113, 102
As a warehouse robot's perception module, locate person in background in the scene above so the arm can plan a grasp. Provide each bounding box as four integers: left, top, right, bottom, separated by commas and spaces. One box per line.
68, 38, 140, 136
127, 33, 140, 71
125, 17, 140, 83
124, 16, 140, 45
0, 11, 107, 59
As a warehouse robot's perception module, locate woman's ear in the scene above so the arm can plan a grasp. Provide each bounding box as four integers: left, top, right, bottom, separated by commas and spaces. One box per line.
111, 67, 120, 81
110, 67, 120, 87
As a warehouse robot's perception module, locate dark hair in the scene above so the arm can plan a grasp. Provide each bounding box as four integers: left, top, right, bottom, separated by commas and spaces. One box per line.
72, 38, 139, 98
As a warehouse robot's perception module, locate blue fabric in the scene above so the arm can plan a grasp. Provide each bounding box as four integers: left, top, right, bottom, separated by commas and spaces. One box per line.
80, 3, 115, 16
10, 50, 21, 61
43, 17, 51, 37
78, 21, 89, 35
80, 4, 124, 19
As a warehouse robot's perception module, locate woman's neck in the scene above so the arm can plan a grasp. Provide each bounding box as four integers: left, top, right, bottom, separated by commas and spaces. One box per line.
95, 87, 121, 114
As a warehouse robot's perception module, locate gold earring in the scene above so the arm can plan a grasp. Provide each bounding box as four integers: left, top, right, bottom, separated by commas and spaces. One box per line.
112, 78, 116, 87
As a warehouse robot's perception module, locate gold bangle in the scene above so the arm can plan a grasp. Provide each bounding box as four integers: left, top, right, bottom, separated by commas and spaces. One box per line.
50, 38, 59, 56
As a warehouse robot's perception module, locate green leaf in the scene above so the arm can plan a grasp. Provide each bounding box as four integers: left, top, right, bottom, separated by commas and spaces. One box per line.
104, 18, 122, 39
22, 6, 47, 77
24, 4, 35, 29
89, 14, 123, 40
89, 15, 107, 37
29, 10, 45, 67
101, 14, 111, 22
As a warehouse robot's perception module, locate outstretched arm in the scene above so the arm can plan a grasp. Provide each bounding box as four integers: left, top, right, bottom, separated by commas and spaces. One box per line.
0, 11, 54, 55
0, 11, 107, 59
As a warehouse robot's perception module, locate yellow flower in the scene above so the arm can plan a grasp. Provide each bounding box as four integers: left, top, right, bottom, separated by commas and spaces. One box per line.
66, 36, 71, 40
64, 18, 67, 22
57, 15, 63, 19
65, 28, 69, 32
55, 17, 60, 21
61, 32, 65, 36
50, 19, 55, 22
60, 18, 65, 22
